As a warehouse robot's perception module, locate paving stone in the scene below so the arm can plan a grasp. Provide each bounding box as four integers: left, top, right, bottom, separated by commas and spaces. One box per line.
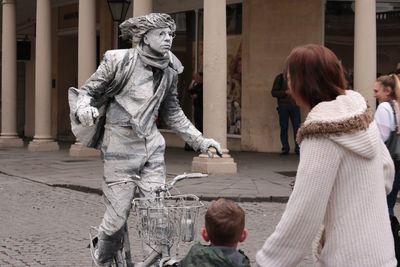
0, 172, 336, 266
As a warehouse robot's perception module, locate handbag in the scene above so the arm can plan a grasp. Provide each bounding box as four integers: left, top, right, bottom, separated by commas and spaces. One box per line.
386, 101, 400, 162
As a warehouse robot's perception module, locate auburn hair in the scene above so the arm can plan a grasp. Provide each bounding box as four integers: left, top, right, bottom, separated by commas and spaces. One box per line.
284, 44, 347, 109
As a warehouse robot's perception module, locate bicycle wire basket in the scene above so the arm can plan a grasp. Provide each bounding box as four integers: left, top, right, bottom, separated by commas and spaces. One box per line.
132, 194, 204, 248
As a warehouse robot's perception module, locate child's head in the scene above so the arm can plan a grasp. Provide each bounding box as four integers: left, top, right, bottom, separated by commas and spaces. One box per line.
201, 198, 248, 248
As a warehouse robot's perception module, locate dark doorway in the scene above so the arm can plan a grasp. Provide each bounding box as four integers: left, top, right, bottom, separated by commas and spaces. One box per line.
57, 34, 78, 142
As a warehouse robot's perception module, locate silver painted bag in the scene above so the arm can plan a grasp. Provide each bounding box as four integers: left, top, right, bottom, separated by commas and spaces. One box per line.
68, 49, 137, 148
68, 87, 108, 148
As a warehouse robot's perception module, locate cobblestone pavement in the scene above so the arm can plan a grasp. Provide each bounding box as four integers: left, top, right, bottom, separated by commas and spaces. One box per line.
2, 173, 398, 266
0, 147, 298, 202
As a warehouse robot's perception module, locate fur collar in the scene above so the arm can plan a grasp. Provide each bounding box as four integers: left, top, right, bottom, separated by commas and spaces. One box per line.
297, 90, 373, 143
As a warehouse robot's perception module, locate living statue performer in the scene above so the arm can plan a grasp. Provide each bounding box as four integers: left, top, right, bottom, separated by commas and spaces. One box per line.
68, 13, 222, 266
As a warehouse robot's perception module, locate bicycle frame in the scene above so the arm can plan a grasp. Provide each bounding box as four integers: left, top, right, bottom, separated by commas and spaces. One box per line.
91, 173, 206, 267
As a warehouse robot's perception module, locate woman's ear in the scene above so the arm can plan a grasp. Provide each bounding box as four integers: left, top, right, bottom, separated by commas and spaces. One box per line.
239, 228, 248, 243
384, 87, 393, 96
201, 227, 210, 242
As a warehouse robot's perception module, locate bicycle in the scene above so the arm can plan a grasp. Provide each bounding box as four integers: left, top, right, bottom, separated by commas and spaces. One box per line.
89, 172, 207, 267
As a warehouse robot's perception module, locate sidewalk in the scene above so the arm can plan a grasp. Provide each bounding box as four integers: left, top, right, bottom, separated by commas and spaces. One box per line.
0, 145, 299, 202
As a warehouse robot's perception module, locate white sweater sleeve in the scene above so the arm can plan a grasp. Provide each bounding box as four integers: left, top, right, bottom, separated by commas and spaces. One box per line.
375, 102, 395, 142
256, 138, 341, 267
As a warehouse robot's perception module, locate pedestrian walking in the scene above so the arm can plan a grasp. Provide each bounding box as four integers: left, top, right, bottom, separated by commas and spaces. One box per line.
374, 74, 400, 216
374, 74, 400, 265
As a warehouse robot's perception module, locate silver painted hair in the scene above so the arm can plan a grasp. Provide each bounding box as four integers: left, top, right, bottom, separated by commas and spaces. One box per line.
119, 13, 176, 46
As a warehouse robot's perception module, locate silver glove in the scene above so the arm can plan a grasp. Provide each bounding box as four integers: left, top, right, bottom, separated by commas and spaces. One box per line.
199, 138, 223, 158
76, 106, 99, 127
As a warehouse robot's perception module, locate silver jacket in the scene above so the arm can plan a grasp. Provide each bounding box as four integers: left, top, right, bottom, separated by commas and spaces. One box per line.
68, 48, 204, 150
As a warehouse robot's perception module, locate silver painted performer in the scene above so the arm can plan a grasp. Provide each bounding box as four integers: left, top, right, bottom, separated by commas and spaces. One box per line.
68, 13, 222, 266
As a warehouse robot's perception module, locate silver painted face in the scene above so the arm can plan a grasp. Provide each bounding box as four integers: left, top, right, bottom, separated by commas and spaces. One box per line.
143, 27, 175, 56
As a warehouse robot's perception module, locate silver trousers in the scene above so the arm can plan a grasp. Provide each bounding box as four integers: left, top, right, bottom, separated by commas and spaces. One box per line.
97, 125, 166, 260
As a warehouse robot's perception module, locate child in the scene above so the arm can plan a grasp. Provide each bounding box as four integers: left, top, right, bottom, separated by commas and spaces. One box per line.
179, 198, 250, 267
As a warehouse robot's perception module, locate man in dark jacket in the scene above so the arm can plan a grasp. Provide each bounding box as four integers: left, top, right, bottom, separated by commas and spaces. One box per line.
271, 73, 301, 155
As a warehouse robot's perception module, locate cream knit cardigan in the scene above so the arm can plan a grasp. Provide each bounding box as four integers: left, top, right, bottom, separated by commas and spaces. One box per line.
256, 90, 396, 267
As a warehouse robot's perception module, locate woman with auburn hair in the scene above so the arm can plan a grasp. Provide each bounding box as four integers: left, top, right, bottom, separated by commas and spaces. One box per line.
256, 44, 396, 266
374, 74, 400, 217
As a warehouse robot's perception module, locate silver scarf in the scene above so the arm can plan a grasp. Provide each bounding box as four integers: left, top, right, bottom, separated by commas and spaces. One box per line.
137, 46, 170, 70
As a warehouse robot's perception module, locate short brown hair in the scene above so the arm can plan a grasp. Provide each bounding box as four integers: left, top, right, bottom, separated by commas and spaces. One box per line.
205, 198, 245, 246
285, 44, 347, 109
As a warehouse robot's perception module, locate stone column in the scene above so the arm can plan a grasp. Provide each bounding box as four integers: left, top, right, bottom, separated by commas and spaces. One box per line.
0, 0, 23, 147
133, 0, 152, 17
28, 0, 59, 151
192, 0, 237, 173
70, 0, 100, 157
353, 0, 376, 109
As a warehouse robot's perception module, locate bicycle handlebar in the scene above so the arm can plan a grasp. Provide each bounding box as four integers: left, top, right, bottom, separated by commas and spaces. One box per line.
151, 172, 208, 195
170, 172, 208, 187
107, 172, 208, 195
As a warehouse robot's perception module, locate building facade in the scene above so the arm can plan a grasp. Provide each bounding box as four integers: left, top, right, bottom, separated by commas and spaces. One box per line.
0, 0, 399, 157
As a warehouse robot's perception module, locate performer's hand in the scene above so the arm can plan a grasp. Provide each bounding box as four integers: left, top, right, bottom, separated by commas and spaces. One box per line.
76, 106, 99, 126
200, 138, 223, 158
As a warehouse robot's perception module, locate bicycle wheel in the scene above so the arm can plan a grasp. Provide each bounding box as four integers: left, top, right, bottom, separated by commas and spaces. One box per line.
111, 249, 125, 267
112, 234, 134, 267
